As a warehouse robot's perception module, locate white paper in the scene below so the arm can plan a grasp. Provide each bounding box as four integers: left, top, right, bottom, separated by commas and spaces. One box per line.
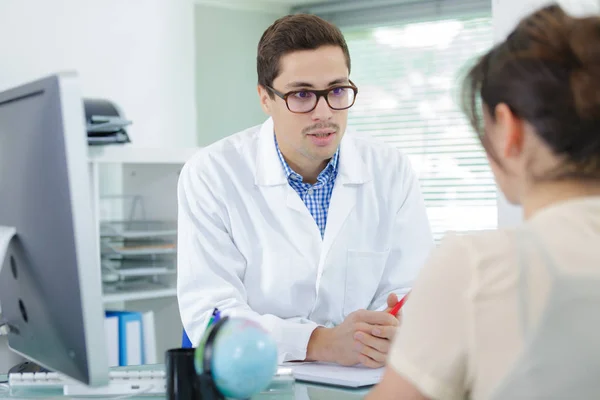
285, 362, 384, 388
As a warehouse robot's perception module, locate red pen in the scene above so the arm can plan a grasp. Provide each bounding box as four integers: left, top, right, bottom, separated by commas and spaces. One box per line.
389, 292, 410, 316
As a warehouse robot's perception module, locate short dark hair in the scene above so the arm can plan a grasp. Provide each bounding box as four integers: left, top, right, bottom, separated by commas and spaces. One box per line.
257, 14, 351, 97
461, 4, 600, 180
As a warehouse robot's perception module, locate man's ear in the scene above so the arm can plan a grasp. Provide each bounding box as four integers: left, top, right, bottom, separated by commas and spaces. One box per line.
257, 85, 272, 115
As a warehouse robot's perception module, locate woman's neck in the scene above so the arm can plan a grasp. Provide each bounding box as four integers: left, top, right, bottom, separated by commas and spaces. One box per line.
521, 180, 600, 220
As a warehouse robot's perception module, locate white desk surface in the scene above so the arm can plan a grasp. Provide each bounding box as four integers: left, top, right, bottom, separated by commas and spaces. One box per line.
0, 368, 370, 399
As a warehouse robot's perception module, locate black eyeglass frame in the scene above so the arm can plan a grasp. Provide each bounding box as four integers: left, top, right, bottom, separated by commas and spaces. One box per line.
267, 80, 358, 113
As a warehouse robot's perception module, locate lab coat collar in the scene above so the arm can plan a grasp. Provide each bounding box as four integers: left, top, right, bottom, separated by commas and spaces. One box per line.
255, 118, 370, 186
337, 131, 371, 185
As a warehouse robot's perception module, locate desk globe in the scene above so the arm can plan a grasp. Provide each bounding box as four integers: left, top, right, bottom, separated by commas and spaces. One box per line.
195, 317, 278, 399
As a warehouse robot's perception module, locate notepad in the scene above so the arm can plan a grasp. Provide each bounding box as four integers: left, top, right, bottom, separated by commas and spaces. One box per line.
286, 362, 384, 388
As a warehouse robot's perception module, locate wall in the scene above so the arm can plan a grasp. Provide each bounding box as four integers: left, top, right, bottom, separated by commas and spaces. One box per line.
195, 4, 287, 146
0, 0, 196, 373
0, 0, 197, 149
493, 0, 600, 227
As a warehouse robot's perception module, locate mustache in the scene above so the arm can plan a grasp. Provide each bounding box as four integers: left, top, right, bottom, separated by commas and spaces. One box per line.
302, 122, 340, 135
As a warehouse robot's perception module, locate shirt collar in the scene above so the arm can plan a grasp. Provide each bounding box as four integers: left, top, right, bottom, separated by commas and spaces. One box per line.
274, 134, 339, 184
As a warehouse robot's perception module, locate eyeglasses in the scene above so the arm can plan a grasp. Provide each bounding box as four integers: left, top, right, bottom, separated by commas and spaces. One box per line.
267, 81, 358, 114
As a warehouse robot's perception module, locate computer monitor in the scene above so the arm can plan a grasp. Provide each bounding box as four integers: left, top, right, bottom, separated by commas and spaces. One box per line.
0, 73, 109, 386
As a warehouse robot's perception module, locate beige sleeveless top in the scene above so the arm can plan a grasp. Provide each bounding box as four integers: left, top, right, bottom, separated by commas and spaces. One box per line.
388, 197, 600, 399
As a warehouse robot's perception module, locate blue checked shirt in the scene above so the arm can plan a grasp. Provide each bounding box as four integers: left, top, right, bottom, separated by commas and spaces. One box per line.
275, 136, 339, 238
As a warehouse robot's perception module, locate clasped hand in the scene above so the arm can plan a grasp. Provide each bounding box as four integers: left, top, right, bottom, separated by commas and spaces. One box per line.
331, 294, 402, 368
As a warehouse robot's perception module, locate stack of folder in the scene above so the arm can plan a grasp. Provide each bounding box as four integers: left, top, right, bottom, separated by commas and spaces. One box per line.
104, 310, 157, 367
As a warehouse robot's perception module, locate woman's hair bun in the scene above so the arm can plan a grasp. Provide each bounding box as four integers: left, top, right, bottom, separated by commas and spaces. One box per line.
568, 16, 600, 118
461, 4, 600, 178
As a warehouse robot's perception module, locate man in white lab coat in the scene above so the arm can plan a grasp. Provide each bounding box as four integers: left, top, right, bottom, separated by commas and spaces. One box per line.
177, 14, 433, 367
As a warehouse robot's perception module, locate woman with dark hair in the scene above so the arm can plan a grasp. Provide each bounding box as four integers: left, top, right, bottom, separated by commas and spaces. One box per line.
367, 4, 600, 399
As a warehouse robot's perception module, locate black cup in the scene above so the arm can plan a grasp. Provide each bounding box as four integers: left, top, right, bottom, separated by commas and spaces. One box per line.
165, 348, 201, 400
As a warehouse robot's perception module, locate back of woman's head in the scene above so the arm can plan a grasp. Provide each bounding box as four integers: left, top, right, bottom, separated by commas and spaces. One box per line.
462, 4, 600, 180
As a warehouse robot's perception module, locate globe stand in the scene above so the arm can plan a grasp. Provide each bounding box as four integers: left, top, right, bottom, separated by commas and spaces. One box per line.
197, 316, 228, 400
198, 372, 225, 400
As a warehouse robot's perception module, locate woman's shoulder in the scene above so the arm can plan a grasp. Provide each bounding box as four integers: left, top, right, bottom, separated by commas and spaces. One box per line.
438, 228, 519, 259
435, 229, 521, 292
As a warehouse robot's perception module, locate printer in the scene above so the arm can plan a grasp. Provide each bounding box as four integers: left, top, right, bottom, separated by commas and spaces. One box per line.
84, 99, 132, 145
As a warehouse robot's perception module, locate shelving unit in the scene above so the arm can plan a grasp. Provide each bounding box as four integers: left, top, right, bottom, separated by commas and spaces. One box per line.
88, 146, 198, 165
87, 145, 199, 360
102, 288, 178, 304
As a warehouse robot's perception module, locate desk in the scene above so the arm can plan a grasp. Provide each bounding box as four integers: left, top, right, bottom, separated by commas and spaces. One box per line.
0, 371, 370, 399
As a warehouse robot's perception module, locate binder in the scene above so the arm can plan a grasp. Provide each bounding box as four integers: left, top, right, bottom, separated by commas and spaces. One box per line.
103, 314, 119, 367
142, 311, 157, 364
105, 311, 144, 366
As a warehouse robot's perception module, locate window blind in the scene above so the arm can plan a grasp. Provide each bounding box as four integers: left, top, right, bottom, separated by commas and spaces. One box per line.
336, 9, 497, 242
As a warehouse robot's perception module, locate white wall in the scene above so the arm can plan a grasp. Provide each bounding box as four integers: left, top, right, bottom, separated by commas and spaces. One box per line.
0, 0, 197, 148
493, 0, 600, 228
0, 0, 197, 373
195, 4, 286, 146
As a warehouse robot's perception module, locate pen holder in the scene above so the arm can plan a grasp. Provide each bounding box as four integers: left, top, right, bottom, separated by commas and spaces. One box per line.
166, 348, 217, 400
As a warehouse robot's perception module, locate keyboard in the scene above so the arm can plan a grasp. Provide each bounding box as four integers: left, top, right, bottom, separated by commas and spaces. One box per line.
9, 369, 166, 396
8, 366, 293, 397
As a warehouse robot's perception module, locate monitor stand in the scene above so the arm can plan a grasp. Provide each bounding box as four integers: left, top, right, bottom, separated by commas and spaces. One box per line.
0, 226, 16, 335
0, 226, 16, 270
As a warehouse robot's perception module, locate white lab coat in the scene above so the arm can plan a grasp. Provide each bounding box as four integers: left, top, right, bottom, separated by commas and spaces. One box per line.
177, 118, 433, 362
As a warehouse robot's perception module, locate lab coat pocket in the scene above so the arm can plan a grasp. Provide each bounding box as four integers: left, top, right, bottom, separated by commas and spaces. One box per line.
344, 249, 390, 316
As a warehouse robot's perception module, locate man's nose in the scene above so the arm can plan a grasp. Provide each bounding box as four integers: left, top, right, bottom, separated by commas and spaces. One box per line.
311, 96, 333, 121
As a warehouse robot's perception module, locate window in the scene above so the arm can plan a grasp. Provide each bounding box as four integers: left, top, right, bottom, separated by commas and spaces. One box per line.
341, 14, 496, 242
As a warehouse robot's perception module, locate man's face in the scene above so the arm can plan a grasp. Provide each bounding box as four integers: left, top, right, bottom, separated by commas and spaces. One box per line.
259, 45, 350, 167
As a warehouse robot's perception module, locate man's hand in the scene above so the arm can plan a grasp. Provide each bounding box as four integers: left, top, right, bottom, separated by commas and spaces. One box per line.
353, 306, 400, 368
353, 293, 406, 368
384, 293, 404, 322
306, 308, 399, 368
384, 293, 399, 313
